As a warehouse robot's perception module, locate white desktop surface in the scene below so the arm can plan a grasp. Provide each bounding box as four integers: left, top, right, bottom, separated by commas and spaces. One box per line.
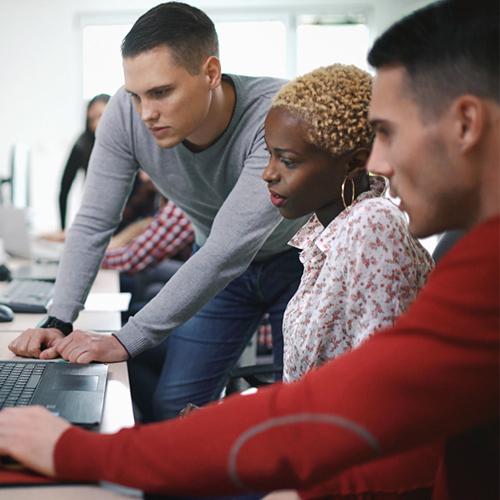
0, 268, 138, 499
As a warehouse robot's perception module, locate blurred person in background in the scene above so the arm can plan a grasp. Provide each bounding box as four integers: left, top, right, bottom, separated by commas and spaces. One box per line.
58, 94, 110, 235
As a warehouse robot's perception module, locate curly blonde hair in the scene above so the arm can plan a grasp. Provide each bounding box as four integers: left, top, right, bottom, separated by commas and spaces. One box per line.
272, 64, 373, 156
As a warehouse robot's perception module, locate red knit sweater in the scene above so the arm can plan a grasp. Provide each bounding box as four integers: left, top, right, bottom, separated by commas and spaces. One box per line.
55, 215, 500, 500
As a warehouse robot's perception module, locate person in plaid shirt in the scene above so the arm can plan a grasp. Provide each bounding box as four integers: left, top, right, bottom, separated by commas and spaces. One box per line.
101, 199, 194, 275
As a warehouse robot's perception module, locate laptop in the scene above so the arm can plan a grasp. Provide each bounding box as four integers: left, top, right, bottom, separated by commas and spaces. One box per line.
0, 206, 63, 261
0, 360, 108, 428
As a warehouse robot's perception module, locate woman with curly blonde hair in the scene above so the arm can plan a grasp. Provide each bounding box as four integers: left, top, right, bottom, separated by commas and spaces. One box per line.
264, 63, 434, 382
262, 64, 440, 499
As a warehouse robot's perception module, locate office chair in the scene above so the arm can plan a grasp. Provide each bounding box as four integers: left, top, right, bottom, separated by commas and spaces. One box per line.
432, 230, 465, 263
227, 315, 282, 391
228, 362, 283, 388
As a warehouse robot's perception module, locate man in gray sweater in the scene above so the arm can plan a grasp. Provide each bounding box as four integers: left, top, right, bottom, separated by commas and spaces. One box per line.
9, 2, 307, 421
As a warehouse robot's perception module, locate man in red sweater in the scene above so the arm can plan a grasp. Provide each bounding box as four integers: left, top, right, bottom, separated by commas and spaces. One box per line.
0, 0, 497, 499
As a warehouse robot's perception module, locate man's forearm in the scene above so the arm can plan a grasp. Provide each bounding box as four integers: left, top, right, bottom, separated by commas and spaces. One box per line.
54, 323, 499, 495
54, 225, 500, 494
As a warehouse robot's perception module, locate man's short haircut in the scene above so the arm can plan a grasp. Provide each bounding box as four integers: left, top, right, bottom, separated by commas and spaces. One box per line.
121, 2, 219, 75
272, 64, 373, 157
368, 0, 499, 120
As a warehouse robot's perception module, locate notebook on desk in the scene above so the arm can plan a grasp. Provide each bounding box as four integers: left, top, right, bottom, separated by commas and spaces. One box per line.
0, 360, 108, 427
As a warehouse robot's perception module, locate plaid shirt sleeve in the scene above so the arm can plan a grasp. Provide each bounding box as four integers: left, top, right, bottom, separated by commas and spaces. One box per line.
101, 200, 195, 275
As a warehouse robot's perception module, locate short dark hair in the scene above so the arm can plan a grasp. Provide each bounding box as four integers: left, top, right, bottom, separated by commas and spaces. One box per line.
368, 0, 499, 120
121, 2, 219, 75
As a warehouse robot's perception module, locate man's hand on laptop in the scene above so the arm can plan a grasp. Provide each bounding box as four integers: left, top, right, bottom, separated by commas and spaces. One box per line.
9, 328, 129, 363
0, 406, 70, 477
9, 328, 65, 359
53, 330, 130, 363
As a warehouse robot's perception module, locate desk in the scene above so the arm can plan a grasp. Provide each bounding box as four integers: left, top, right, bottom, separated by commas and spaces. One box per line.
0, 269, 138, 499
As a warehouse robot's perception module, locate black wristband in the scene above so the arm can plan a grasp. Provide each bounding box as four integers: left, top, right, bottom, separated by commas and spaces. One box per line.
37, 316, 73, 336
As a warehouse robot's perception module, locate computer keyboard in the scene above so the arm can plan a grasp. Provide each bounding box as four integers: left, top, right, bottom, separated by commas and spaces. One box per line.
0, 278, 54, 313
0, 362, 46, 409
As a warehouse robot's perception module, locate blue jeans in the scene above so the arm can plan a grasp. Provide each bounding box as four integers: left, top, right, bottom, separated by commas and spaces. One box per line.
128, 248, 303, 422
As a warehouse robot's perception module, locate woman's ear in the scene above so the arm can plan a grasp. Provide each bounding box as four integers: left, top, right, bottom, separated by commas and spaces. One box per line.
347, 148, 370, 177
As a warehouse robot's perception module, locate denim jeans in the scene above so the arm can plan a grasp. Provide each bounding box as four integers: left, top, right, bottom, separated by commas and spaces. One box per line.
128, 247, 303, 422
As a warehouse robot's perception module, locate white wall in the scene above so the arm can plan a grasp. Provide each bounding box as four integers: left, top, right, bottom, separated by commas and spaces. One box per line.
0, 0, 428, 232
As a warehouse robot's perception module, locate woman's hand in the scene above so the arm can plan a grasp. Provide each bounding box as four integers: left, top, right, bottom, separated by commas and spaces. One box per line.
179, 403, 201, 418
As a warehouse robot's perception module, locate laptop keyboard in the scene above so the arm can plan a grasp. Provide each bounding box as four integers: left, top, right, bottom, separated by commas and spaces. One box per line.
0, 278, 54, 313
0, 362, 46, 409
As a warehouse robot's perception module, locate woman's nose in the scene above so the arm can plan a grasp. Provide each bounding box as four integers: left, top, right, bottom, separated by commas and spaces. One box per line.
262, 160, 279, 183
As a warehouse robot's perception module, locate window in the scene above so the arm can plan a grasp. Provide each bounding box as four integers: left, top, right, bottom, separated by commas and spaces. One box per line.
83, 24, 131, 100
81, 9, 371, 100
216, 21, 287, 78
296, 14, 370, 75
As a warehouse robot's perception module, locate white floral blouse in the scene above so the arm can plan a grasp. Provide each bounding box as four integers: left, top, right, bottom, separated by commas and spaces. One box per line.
283, 176, 434, 383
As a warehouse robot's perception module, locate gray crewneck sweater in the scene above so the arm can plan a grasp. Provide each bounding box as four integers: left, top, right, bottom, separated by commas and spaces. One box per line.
49, 74, 308, 356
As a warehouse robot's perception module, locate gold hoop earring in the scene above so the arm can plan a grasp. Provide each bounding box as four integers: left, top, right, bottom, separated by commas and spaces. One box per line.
341, 177, 355, 209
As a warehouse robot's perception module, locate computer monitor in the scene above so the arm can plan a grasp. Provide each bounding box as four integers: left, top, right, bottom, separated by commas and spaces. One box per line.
10, 142, 30, 209
0, 143, 30, 208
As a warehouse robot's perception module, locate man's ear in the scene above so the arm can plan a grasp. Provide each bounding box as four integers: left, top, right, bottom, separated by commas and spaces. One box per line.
451, 95, 485, 154
203, 56, 222, 89
347, 148, 370, 177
